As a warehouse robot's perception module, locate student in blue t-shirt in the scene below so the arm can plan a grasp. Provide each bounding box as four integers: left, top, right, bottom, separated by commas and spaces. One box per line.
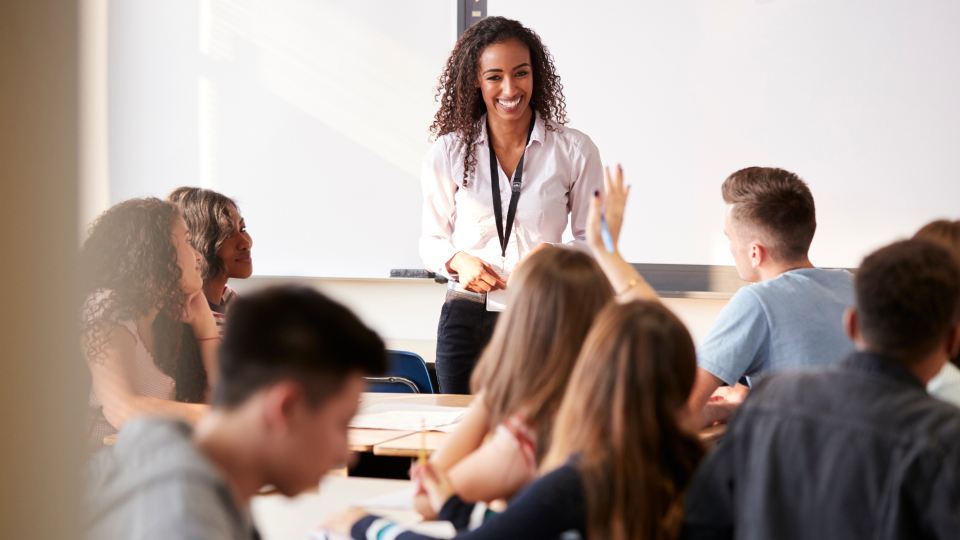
588, 166, 855, 428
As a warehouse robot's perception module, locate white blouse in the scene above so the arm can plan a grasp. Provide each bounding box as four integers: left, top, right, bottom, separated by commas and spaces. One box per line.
419, 113, 603, 279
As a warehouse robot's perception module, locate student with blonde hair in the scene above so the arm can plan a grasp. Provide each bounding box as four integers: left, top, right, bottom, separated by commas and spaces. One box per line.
413, 245, 613, 515
326, 300, 705, 539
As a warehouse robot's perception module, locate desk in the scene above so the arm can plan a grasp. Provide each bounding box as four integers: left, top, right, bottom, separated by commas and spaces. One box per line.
252, 475, 455, 539
349, 429, 412, 453
359, 393, 473, 408
353, 393, 472, 458
373, 431, 452, 458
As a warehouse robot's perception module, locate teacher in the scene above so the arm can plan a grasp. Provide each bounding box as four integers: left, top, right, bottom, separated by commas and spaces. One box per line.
420, 16, 603, 394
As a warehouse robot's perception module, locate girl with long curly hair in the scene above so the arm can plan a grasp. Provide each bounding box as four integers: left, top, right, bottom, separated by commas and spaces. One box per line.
327, 300, 704, 540
81, 198, 220, 450
167, 187, 253, 333
420, 16, 604, 393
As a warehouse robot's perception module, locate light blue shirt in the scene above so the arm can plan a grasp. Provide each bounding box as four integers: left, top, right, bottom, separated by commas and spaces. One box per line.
929, 362, 960, 408
698, 268, 855, 386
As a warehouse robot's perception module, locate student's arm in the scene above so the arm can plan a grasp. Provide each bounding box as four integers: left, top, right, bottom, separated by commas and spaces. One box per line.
414, 398, 492, 518
687, 368, 734, 429
586, 167, 658, 302
691, 288, 770, 427
430, 397, 491, 470
413, 400, 490, 519
445, 423, 537, 503
87, 324, 207, 430
346, 465, 585, 539
184, 291, 220, 395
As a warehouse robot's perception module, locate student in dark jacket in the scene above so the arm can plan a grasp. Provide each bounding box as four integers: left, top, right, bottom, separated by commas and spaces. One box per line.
682, 239, 960, 540
325, 300, 705, 540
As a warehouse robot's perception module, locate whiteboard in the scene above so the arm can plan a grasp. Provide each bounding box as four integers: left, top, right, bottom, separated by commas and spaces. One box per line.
108, 1, 960, 277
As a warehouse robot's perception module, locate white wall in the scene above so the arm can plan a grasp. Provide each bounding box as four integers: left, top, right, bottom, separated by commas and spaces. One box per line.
491, 0, 960, 268
232, 276, 729, 362
102, 1, 960, 278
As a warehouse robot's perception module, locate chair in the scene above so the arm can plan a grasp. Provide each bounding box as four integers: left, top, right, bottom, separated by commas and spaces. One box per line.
365, 350, 435, 393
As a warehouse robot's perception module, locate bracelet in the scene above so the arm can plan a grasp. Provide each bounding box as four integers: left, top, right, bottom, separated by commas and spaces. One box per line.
617, 277, 641, 296
197, 336, 221, 342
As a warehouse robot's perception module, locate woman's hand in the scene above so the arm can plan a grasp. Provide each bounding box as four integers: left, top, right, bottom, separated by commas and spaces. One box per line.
319, 507, 368, 537
447, 252, 506, 293
602, 165, 629, 248
182, 291, 218, 339
411, 462, 456, 515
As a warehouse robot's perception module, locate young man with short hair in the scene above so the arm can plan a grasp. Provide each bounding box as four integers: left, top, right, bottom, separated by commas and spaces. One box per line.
683, 239, 960, 539
690, 167, 855, 425
84, 286, 386, 539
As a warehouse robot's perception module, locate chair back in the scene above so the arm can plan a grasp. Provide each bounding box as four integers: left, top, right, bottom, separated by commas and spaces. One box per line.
364, 350, 434, 393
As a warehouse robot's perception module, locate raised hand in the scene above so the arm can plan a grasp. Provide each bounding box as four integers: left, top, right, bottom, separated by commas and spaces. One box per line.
602, 165, 630, 249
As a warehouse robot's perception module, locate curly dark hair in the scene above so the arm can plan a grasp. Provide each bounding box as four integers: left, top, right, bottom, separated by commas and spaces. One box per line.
79, 198, 206, 402
167, 186, 240, 281
430, 16, 568, 185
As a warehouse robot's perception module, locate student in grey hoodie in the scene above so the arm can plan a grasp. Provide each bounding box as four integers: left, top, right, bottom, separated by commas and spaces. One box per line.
84, 285, 387, 539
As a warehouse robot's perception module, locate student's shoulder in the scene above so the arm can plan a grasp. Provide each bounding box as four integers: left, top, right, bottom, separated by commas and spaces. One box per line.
524, 462, 583, 499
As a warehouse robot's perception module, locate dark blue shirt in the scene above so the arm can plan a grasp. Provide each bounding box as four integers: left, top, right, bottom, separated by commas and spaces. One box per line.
683, 351, 960, 540
353, 463, 585, 539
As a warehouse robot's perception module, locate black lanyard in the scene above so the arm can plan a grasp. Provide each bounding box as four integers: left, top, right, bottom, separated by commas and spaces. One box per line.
489, 112, 536, 261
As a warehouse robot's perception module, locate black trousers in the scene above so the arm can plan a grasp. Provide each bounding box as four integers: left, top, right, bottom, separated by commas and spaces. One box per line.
435, 295, 500, 394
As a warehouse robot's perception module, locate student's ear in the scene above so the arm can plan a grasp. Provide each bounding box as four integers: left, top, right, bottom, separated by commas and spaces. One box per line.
749, 242, 765, 269
843, 307, 859, 343
262, 381, 304, 433
944, 321, 960, 360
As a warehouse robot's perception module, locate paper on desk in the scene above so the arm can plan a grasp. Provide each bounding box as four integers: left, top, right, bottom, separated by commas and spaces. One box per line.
357, 485, 416, 510
349, 404, 466, 432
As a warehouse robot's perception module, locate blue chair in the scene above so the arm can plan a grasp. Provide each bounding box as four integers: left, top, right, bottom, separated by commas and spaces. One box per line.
365, 350, 435, 393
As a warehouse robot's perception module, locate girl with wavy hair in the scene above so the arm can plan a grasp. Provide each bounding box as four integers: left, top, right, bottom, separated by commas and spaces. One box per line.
81, 198, 220, 450
420, 16, 604, 393
168, 187, 253, 332
327, 300, 704, 540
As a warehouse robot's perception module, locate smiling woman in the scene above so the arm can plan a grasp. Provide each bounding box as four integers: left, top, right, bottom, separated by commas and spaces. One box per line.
421, 16, 604, 394
168, 187, 254, 333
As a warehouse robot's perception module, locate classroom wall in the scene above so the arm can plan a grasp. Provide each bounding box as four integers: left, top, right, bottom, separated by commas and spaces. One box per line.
231, 276, 729, 362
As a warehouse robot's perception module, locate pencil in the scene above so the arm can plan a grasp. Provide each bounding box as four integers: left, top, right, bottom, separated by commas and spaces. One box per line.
418, 418, 427, 465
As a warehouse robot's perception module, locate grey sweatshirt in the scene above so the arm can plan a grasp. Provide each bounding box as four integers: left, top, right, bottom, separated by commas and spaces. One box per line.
84, 417, 259, 540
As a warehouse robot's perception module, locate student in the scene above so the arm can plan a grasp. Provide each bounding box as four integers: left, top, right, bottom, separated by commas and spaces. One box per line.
913, 218, 960, 406
588, 166, 854, 425
682, 239, 960, 540
421, 16, 603, 393
81, 198, 220, 450
168, 187, 253, 332
417, 246, 613, 514
84, 286, 387, 539
325, 300, 704, 540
